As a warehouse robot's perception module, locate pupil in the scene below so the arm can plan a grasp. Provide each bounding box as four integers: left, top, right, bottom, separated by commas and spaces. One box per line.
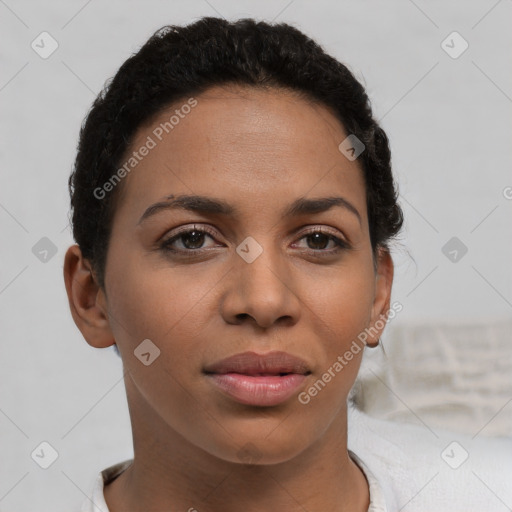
308, 233, 328, 250
184, 231, 204, 249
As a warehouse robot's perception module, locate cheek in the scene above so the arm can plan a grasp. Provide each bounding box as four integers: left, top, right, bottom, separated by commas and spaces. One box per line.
104, 256, 220, 430
307, 260, 375, 339
105, 250, 222, 360
296, 273, 372, 418
302, 262, 374, 389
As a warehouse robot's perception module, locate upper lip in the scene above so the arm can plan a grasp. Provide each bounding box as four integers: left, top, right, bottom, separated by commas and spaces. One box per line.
204, 351, 311, 376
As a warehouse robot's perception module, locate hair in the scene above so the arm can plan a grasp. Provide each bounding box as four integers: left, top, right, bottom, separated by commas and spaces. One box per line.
68, 16, 403, 291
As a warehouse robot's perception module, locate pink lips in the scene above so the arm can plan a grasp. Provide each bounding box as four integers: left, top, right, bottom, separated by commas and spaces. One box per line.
204, 351, 311, 406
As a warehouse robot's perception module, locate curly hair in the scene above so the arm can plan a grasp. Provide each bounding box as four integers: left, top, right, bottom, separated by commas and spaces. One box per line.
68, 16, 403, 290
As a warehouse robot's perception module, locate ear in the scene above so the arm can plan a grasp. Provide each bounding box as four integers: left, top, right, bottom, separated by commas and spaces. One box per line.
366, 248, 394, 347
63, 244, 115, 349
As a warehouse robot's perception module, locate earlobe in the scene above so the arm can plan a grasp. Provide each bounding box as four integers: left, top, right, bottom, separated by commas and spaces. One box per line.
367, 248, 394, 347
63, 244, 115, 349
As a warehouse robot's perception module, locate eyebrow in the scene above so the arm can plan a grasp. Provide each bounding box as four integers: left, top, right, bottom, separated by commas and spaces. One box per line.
138, 194, 362, 226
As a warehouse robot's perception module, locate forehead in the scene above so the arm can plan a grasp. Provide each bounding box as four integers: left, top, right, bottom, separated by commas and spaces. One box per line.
114, 84, 367, 222
175, 84, 348, 155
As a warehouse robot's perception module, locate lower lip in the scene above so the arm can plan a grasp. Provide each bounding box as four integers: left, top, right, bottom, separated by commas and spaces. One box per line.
207, 373, 307, 406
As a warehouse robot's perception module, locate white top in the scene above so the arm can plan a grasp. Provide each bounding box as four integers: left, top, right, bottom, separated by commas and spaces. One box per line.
79, 450, 387, 512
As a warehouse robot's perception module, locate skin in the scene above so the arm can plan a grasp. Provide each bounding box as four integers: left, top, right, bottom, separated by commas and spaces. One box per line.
64, 84, 394, 512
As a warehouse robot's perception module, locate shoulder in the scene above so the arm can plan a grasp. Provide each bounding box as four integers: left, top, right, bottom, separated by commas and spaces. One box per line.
348, 406, 512, 512
348, 406, 438, 511
349, 449, 390, 512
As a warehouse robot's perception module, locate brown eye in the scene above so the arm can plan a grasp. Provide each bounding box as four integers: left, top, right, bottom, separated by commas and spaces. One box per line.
160, 225, 220, 254
304, 232, 333, 250
293, 228, 350, 255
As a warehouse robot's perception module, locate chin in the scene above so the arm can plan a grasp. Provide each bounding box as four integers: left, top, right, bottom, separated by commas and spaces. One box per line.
206, 429, 312, 466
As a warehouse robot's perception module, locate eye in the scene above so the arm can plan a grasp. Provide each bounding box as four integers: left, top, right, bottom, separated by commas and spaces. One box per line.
159, 225, 220, 254
293, 227, 351, 255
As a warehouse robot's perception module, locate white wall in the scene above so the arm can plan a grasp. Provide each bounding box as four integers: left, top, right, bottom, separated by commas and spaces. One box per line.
1, 1, 511, 510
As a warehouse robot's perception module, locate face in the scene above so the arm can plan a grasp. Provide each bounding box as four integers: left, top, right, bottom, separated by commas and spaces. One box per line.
89, 85, 392, 464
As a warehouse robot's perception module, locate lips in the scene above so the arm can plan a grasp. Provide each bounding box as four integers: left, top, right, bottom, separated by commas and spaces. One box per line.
204, 351, 311, 406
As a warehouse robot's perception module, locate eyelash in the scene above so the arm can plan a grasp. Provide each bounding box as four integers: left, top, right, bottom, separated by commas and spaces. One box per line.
159, 224, 351, 258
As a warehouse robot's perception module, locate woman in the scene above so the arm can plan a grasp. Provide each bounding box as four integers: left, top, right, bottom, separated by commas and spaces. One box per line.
64, 16, 403, 512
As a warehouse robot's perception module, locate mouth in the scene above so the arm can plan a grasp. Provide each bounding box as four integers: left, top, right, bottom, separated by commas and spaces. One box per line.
203, 351, 311, 407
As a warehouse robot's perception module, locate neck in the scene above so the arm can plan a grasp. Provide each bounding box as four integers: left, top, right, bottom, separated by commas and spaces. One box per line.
104, 376, 370, 512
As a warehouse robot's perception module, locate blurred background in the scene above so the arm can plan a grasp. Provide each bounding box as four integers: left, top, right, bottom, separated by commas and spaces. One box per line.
0, 1, 511, 510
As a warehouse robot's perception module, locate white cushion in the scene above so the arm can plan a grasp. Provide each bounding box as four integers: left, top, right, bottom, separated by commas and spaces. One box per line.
353, 317, 512, 437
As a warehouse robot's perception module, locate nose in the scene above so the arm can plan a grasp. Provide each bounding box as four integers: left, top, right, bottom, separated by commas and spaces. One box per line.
220, 241, 301, 330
